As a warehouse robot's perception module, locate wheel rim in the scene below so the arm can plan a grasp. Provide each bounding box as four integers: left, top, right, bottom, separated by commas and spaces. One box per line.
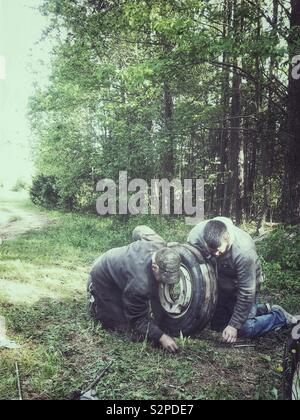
158, 265, 193, 318
292, 356, 300, 400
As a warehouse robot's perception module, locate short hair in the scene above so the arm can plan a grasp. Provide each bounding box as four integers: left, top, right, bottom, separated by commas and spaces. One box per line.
204, 221, 228, 250
154, 248, 181, 284
155, 248, 180, 273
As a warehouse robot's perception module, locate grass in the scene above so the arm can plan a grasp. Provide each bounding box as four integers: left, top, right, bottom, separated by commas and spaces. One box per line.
0, 200, 299, 400
7, 216, 23, 224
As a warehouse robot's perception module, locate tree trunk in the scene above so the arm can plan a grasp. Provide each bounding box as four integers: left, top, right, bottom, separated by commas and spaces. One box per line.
225, 0, 244, 223
217, 0, 232, 215
282, 0, 300, 224
260, 0, 279, 229
162, 81, 175, 177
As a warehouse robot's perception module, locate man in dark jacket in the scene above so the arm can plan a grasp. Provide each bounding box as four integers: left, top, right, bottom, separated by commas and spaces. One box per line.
88, 226, 181, 353
188, 217, 299, 343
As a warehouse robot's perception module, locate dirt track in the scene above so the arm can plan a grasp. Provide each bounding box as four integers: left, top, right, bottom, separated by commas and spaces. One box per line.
0, 191, 52, 243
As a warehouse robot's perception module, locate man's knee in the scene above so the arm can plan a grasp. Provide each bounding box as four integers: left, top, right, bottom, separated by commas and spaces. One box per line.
132, 226, 154, 241
132, 226, 165, 243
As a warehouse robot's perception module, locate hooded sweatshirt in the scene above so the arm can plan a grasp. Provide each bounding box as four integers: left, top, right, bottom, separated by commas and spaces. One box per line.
188, 217, 263, 330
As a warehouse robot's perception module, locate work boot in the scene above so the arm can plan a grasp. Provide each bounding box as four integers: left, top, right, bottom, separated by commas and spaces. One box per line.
272, 305, 299, 326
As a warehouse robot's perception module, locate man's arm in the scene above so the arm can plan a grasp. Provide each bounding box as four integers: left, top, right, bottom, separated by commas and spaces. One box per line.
122, 290, 178, 352
123, 290, 163, 341
228, 250, 258, 331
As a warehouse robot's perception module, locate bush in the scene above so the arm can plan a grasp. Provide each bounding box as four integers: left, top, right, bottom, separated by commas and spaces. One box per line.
74, 182, 98, 212
257, 226, 300, 270
257, 227, 300, 303
30, 175, 60, 209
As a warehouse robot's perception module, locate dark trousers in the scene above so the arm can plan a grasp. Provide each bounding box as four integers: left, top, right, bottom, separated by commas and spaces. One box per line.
87, 275, 128, 332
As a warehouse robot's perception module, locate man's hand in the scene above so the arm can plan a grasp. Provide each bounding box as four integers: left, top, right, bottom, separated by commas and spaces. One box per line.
159, 334, 179, 353
222, 326, 238, 343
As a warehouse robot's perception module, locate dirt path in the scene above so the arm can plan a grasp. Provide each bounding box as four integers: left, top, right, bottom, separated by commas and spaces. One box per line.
0, 191, 53, 243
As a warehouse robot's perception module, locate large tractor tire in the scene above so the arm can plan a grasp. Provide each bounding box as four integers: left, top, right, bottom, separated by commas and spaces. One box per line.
151, 244, 218, 337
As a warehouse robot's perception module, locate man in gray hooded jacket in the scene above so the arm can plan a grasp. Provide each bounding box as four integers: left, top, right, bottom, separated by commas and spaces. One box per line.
188, 217, 299, 343
88, 226, 181, 353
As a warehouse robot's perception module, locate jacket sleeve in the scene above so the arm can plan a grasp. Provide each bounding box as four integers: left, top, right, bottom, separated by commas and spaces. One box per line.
229, 250, 258, 330
122, 288, 164, 343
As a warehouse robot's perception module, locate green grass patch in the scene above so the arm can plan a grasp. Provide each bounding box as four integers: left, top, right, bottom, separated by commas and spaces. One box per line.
0, 206, 299, 400
7, 216, 22, 224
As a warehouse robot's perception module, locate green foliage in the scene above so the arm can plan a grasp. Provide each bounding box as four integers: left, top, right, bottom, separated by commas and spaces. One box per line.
1, 202, 298, 400
257, 227, 300, 309
29, 0, 291, 219
30, 175, 60, 209
258, 227, 300, 270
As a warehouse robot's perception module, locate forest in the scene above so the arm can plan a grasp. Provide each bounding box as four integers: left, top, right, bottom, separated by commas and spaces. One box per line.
1, 0, 300, 401
29, 0, 300, 226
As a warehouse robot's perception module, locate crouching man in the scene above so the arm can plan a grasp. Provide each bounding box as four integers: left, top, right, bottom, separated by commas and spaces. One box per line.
88, 226, 181, 353
188, 217, 299, 343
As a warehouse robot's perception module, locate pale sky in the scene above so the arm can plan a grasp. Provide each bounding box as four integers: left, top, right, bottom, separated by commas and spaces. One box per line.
0, 0, 52, 187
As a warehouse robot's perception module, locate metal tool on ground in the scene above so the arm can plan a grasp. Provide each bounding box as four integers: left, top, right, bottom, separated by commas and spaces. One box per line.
68, 360, 114, 400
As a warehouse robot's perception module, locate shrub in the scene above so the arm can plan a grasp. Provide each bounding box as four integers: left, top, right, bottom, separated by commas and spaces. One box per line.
257, 226, 300, 301
74, 182, 97, 212
257, 226, 300, 270
30, 175, 60, 209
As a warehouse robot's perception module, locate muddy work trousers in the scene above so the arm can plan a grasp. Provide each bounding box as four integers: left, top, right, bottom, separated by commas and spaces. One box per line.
87, 275, 129, 332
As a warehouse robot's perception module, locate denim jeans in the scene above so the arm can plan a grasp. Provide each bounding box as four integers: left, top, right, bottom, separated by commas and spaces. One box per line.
239, 305, 287, 339
211, 292, 287, 339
